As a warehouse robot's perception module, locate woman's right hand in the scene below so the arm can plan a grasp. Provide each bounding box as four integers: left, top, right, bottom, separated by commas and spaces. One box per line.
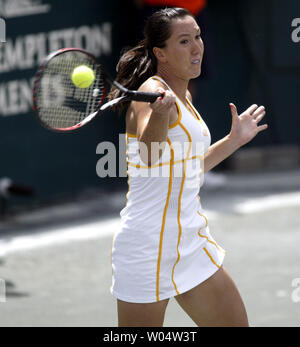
150, 87, 176, 117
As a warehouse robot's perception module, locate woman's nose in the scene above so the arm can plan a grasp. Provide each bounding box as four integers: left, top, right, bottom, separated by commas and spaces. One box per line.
192, 38, 203, 55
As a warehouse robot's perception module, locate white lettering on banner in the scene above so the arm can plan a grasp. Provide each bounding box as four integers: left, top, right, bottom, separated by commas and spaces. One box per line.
0, 0, 51, 18
0, 18, 6, 42
0, 23, 112, 73
0, 23, 112, 117
0, 78, 33, 116
291, 18, 300, 43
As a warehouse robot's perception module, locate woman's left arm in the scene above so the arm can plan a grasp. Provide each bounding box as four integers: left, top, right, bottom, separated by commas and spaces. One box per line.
204, 103, 268, 173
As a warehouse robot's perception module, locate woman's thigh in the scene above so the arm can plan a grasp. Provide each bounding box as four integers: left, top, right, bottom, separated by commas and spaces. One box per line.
174, 266, 249, 327
117, 298, 169, 327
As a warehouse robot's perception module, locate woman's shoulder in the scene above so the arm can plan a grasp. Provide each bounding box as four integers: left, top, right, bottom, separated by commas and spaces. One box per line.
137, 76, 169, 93
125, 76, 168, 135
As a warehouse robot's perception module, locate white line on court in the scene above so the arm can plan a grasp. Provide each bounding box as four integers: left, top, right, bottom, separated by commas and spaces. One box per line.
1, 191, 299, 255
0, 210, 218, 255
0, 218, 121, 255
234, 191, 300, 214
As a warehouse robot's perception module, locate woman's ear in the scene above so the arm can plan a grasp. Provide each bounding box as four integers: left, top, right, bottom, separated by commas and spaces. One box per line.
153, 47, 167, 63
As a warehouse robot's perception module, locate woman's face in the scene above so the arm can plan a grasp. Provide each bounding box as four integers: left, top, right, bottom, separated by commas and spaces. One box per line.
157, 15, 204, 80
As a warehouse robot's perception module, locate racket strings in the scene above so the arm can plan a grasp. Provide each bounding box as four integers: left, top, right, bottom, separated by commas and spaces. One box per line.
35, 51, 105, 129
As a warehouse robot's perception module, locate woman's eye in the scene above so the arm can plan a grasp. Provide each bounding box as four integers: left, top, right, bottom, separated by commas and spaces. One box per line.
180, 39, 189, 44
196, 35, 201, 40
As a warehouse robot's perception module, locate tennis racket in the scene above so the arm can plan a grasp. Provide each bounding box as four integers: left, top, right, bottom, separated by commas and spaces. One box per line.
32, 47, 163, 132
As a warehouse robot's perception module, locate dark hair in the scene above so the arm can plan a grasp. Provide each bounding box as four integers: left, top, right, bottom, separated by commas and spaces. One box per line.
108, 7, 194, 112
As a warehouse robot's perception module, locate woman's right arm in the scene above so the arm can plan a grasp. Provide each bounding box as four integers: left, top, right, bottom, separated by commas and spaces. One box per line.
132, 79, 176, 166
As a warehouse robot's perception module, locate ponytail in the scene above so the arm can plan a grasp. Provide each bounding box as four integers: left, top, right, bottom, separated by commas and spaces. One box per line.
107, 39, 156, 112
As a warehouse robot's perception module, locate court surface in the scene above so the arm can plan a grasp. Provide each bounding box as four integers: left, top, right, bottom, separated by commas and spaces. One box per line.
0, 169, 300, 327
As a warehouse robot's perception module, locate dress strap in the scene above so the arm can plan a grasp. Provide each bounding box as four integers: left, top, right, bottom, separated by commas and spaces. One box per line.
151, 75, 174, 92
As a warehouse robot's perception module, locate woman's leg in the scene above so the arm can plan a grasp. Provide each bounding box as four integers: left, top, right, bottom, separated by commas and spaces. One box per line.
117, 298, 169, 327
174, 266, 249, 327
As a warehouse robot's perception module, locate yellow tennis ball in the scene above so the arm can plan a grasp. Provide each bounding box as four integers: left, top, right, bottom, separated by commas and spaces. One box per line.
71, 65, 95, 88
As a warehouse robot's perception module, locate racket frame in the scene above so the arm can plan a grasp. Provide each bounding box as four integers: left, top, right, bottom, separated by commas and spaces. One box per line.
32, 47, 162, 132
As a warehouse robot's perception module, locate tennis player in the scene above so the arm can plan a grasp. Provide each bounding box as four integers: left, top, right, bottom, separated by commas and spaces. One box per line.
109, 7, 267, 327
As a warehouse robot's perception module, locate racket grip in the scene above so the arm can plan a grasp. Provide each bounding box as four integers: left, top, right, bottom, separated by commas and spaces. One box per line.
129, 91, 163, 103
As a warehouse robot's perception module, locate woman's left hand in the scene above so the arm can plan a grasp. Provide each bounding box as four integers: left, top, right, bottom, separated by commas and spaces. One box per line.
228, 103, 268, 147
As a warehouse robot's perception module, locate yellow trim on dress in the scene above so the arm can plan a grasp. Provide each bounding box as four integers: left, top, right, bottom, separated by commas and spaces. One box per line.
168, 101, 182, 129
171, 121, 192, 295
203, 247, 221, 269
197, 210, 208, 228
156, 137, 174, 302
126, 132, 137, 138
198, 230, 225, 254
127, 155, 202, 169
151, 77, 182, 130
186, 97, 203, 123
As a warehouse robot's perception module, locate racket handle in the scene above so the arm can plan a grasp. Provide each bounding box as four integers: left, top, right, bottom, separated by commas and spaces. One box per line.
128, 91, 163, 103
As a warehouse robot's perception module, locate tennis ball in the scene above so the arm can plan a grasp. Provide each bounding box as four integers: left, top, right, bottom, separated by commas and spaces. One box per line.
71, 65, 95, 88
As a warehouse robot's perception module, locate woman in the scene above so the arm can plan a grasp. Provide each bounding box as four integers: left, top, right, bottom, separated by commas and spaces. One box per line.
109, 7, 267, 327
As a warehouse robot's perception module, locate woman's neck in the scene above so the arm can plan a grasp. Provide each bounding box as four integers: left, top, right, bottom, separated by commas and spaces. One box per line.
156, 66, 189, 104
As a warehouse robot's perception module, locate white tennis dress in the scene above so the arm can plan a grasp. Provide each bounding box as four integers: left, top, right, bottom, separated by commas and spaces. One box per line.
111, 76, 225, 303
